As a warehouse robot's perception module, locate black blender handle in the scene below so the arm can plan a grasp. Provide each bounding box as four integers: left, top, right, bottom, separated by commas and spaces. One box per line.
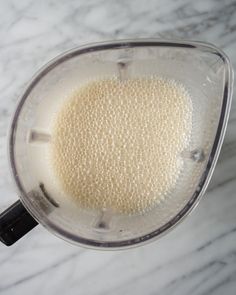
0, 200, 38, 246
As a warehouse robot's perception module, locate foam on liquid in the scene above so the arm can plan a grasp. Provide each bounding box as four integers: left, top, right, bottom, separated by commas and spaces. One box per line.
50, 77, 192, 214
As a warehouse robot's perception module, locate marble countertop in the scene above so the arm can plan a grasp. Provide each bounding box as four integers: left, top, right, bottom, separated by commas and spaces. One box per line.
0, 0, 236, 294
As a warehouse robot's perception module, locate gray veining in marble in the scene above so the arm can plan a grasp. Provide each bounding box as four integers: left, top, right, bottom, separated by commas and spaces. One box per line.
0, 0, 236, 294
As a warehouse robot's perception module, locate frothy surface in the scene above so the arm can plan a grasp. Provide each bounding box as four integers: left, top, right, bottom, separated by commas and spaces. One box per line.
50, 77, 192, 214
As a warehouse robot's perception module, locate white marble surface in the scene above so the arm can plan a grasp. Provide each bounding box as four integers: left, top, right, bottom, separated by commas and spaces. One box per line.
0, 0, 236, 294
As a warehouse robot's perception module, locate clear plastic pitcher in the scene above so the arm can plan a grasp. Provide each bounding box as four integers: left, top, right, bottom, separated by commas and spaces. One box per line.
0, 40, 233, 249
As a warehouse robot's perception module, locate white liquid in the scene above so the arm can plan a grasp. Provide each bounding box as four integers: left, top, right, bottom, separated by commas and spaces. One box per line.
49, 77, 192, 214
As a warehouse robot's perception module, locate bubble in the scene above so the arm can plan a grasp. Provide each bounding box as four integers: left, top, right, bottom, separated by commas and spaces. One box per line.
50, 77, 192, 214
